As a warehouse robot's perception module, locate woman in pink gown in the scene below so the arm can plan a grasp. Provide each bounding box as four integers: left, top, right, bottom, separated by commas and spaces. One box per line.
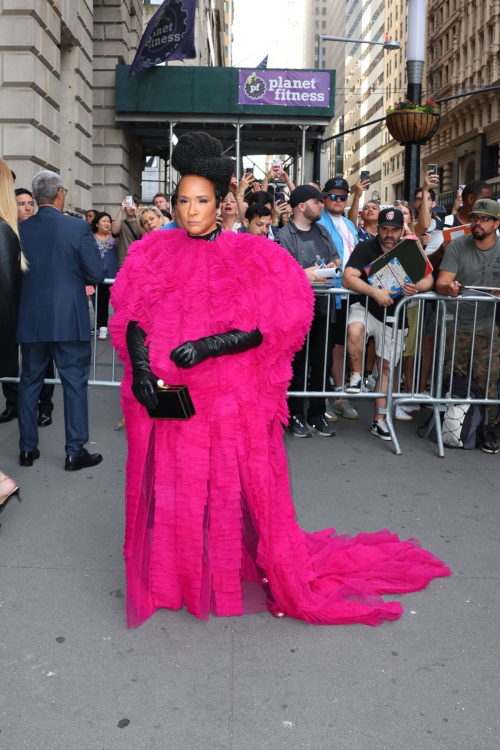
110, 133, 451, 628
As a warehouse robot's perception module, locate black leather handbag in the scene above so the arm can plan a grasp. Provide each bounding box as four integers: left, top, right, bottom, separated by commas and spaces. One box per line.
146, 383, 195, 420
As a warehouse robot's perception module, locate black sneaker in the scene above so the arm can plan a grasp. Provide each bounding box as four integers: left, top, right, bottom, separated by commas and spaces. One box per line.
481, 426, 499, 454
371, 419, 392, 441
306, 416, 337, 437
288, 415, 312, 438
346, 374, 362, 393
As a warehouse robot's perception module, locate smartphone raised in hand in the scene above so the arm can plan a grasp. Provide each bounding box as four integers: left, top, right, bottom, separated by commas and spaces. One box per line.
428, 164, 438, 175
360, 170, 370, 183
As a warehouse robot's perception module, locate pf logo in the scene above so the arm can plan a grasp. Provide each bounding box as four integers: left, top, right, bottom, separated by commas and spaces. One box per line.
386, 211, 395, 220
244, 72, 266, 100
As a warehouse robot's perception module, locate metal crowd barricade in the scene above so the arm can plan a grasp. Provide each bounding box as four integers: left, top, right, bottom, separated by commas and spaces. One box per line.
89, 279, 121, 386
287, 286, 404, 402
3, 284, 499, 459
0, 280, 121, 389
385, 292, 500, 457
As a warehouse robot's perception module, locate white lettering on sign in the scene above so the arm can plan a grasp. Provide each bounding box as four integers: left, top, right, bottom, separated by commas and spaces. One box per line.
267, 75, 323, 102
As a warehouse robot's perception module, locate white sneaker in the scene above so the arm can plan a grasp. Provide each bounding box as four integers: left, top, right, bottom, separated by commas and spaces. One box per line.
395, 405, 412, 421
98, 326, 108, 340
402, 403, 420, 412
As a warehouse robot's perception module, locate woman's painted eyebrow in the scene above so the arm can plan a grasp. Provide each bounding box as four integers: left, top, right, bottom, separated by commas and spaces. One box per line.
177, 194, 210, 199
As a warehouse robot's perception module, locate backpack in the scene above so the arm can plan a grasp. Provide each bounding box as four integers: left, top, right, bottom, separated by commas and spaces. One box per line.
419, 376, 488, 449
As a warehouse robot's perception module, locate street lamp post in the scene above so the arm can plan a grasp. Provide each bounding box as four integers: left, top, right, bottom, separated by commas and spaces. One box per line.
403, 0, 426, 202
317, 35, 400, 65
317, 35, 400, 184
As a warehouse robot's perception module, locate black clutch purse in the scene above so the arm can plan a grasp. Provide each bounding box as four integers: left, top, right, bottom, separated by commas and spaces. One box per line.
146, 381, 195, 420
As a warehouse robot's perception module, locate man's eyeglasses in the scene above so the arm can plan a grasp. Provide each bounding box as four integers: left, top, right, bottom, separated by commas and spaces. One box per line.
60, 187, 68, 195
328, 194, 348, 202
470, 215, 495, 224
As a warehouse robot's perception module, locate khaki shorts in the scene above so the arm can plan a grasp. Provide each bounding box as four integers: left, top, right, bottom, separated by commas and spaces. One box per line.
348, 302, 406, 364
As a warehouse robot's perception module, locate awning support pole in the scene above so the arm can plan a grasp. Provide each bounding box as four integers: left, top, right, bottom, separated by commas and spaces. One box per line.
301, 125, 307, 183
235, 122, 241, 182
169, 121, 174, 195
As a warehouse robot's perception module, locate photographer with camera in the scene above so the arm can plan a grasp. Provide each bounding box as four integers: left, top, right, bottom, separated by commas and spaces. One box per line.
278, 185, 340, 438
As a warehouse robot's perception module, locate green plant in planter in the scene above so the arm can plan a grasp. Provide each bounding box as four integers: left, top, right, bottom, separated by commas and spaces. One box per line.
386, 99, 438, 116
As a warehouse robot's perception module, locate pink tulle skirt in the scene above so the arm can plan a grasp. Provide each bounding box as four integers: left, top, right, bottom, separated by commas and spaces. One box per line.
123, 403, 451, 629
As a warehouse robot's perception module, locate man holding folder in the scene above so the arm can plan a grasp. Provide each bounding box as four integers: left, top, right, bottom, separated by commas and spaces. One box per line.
343, 208, 434, 441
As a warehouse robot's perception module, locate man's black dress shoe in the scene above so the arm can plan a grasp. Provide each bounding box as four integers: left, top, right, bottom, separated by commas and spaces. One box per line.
19, 449, 40, 467
0, 409, 17, 423
38, 413, 53, 427
64, 449, 103, 472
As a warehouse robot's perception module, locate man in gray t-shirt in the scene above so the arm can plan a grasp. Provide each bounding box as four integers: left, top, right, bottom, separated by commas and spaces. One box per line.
437, 198, 500, 452
440, 232, 500, 331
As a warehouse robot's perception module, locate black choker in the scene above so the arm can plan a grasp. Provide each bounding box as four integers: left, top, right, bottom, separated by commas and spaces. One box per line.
188, 227, 222, 242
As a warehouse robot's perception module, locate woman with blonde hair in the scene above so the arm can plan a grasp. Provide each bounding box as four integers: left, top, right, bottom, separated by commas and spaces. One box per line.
0, 159, 24, 517
137, 205, 167, 233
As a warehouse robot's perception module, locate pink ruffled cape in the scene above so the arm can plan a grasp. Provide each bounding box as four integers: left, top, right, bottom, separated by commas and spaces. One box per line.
110, 229, 451, 628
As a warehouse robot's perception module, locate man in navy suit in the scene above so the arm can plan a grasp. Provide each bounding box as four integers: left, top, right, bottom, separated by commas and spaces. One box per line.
17, 170, 105, 470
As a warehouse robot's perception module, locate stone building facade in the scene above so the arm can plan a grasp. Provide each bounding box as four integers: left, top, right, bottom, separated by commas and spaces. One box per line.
343, 0, 386, 200
0, 1, 231, 216
379, 0, 409, 206
0, 0, 144, 214
423, 0, 500, 206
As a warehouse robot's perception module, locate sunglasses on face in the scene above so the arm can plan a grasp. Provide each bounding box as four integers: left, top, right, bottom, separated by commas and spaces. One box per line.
328, 194, 348, 201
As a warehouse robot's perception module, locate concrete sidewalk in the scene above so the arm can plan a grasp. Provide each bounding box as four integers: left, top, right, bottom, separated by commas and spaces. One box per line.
0, 384, 498, 750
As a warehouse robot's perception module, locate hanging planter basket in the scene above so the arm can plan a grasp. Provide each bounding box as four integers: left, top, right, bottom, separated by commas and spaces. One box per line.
386, 110, 440, 145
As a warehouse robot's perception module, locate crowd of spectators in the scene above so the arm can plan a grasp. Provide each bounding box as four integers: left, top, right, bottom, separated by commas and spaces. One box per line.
1, 155, 500, 523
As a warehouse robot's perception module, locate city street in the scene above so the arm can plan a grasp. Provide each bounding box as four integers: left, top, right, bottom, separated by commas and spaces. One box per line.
0, 381, 498, 750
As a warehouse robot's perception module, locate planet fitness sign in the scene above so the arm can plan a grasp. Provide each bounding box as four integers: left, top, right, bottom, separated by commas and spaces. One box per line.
238, 70, 330, 107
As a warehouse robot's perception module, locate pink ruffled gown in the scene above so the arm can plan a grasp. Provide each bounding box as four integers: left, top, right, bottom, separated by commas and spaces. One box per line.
110, 229, 451, 628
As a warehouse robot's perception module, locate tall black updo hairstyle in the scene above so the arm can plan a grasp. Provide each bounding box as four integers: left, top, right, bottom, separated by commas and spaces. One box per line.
171, 132, 234, 207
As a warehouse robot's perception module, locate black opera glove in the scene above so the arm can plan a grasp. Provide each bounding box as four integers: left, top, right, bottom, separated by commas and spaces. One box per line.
170, 328, 264, 370
126, 320, 159, 410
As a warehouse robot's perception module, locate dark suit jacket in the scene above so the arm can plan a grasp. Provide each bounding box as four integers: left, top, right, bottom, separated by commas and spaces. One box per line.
0, 220, 21, 375
17, 206, 105, 343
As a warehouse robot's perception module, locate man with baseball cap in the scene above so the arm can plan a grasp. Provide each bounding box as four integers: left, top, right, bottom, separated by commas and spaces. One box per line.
318, 177, 360, 422
437, 198, 500, 454
343, 207, 434, 440
278, 185, 340, 438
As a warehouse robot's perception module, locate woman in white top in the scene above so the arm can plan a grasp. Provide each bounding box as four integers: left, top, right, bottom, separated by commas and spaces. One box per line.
219, 192, 241, 232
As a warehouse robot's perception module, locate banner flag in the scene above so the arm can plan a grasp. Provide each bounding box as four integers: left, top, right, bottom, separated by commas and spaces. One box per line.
128, 0, 196, 78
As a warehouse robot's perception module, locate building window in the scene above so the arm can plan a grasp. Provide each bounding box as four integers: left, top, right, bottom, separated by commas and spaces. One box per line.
315, 20, 319, 29
397, 155, 400, 170
394, 181, 404, 200
322, 21, 326, 29
385, 187, 388, 202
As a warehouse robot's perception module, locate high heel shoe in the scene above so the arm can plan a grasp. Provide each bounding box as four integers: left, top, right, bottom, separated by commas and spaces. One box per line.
265, 597, 288, 619
0, 475, 22, 519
